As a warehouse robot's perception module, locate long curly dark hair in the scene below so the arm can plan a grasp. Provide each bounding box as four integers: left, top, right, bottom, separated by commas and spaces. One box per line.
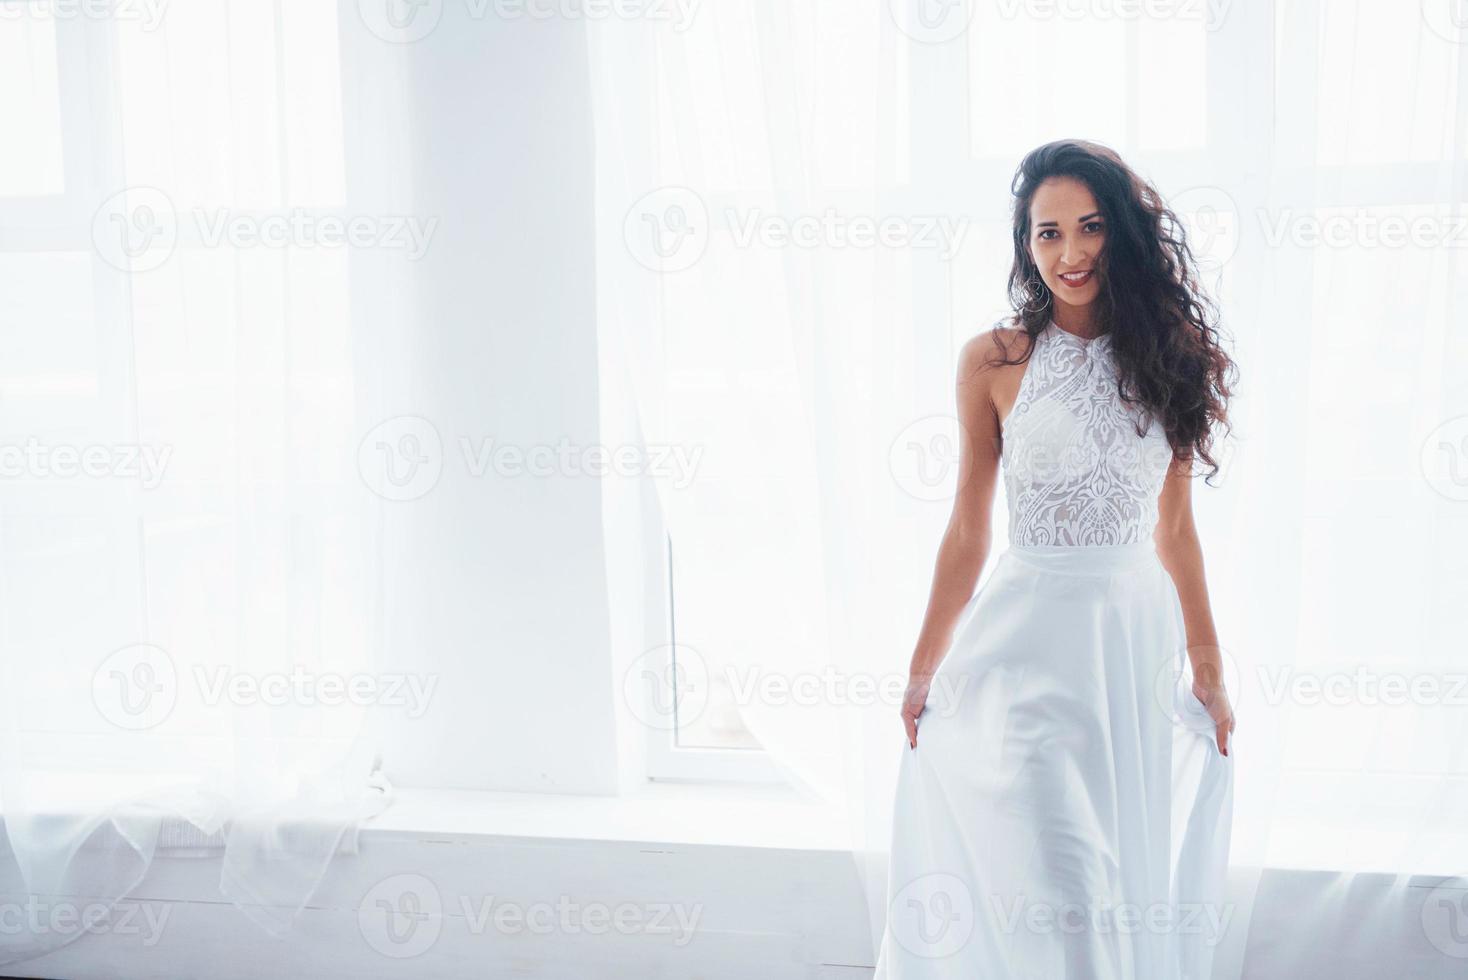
995, 139, 1237, 485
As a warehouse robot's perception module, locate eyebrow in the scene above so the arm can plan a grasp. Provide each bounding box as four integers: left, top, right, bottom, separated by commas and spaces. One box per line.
1035, 211, 1103, 228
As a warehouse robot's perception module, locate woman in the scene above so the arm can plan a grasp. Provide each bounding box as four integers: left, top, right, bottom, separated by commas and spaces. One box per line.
873, 140, 1237, 979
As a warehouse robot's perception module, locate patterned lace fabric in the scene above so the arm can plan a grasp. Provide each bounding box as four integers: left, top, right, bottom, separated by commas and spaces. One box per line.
1000, 319, 1175, 546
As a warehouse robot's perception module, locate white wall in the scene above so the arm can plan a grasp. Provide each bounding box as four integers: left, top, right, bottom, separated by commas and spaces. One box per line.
341, 8, 622, 794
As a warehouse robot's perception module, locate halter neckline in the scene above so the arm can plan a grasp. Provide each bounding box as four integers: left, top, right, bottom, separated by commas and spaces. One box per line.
1046, 318, 1110, 349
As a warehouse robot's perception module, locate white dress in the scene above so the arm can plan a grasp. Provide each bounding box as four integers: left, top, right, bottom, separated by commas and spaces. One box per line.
873, 319, 1234, 979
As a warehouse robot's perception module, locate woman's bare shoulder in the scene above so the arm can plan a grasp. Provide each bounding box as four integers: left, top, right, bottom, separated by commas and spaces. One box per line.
958, 316, 1028, 383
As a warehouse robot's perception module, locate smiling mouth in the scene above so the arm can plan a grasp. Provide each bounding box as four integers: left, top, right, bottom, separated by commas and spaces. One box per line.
1058, 269, 1094, 287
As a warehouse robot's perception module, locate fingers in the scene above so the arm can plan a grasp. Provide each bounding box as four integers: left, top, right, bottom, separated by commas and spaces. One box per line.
904, 713, 918, 749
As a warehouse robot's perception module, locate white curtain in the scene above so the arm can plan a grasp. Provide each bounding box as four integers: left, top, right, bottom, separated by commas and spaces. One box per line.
589, 0, 1468, 972
0, 2, 413, 964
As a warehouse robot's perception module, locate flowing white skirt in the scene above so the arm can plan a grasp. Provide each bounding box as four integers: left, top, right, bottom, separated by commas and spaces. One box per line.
873, 541, 1233, 980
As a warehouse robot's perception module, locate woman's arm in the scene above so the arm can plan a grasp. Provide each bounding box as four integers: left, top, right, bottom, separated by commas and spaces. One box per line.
901, 330, 1007, 747
1155, 457, 1236, 756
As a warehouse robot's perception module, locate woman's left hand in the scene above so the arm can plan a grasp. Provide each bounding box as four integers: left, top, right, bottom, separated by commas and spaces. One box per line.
1194, 679, 1235, 757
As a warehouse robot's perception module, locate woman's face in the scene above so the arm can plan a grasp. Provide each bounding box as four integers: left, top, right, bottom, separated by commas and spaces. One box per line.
1028, 176, 1106, 312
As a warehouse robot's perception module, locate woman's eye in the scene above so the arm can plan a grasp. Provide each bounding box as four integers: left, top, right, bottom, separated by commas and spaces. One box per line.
1086, 221, 1105, 233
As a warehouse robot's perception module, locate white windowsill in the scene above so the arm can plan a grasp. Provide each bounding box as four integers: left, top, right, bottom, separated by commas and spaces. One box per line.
362, 779, 855, 852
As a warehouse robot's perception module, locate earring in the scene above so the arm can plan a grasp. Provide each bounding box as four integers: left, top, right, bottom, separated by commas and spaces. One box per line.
1019, 276, 1052, 315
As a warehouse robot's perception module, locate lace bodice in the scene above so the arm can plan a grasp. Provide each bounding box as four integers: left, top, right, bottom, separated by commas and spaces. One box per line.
1000, 319, 1174, 546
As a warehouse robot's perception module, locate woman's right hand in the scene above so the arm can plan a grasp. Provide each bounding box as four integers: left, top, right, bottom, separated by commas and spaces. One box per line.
901, 675, 932, 749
